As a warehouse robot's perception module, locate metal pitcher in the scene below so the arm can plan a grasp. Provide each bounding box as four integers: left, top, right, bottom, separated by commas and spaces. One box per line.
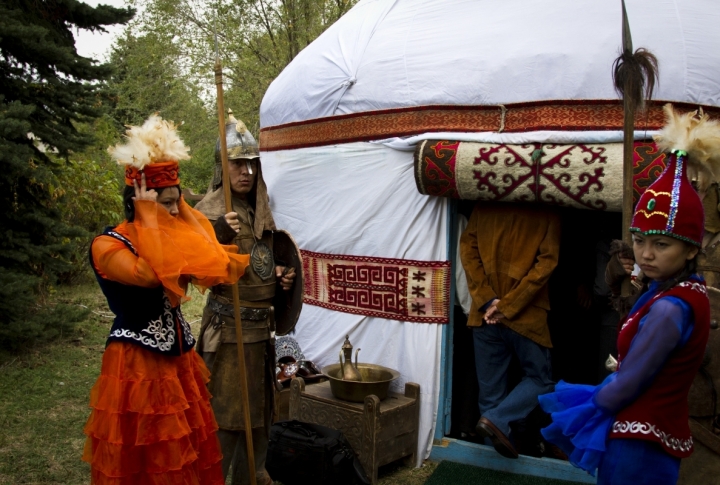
339, 335, 362, 381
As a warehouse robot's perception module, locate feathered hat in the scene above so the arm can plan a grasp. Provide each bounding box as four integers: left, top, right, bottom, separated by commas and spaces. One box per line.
108, 114, 191, 188
630, 104, 720, 246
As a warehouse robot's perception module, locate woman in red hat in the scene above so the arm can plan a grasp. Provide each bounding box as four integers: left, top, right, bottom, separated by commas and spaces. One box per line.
539, 106, 716, 485
82, 115, 249, 485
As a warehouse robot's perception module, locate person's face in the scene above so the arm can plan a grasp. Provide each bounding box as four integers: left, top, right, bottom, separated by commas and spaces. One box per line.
632, 233, 698, 281
228, 158, 258, 198
157, 187, 180, 217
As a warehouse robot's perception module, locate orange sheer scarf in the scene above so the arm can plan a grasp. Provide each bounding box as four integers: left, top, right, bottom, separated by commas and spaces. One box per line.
121, 197, 248, 306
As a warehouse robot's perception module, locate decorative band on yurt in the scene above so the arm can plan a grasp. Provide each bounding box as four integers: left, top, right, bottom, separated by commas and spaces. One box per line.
301, 250, 451, 324
259, 100, 720, 152
414, 140, 669, 211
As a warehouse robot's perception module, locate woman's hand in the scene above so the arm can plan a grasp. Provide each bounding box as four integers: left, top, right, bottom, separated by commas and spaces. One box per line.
132, 173, 158, 203
224, 212, 240, 233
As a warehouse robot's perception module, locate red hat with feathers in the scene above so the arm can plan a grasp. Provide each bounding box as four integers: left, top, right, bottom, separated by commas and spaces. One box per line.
107, 114, 190, 189
630, 104, 720, 246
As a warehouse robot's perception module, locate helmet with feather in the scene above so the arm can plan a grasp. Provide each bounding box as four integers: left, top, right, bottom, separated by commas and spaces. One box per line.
211, 109, 259, 191
199, 109, 275, 240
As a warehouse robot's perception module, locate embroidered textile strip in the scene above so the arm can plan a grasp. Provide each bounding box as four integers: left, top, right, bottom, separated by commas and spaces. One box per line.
259, 100, 720, 152
415, 140, 668, 211
301, 250, 451, 324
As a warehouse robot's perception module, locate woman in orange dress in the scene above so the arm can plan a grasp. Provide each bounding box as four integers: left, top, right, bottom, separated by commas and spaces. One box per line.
82, 115, 249, 484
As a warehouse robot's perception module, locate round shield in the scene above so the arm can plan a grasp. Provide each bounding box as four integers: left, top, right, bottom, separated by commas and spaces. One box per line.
273, 230, 304, 336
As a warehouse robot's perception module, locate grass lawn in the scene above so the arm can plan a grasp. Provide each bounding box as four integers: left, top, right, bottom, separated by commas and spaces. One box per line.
0, 283, 436, 485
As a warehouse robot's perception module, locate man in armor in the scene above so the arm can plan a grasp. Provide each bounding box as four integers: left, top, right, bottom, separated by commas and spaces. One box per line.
196, 111, 295, 485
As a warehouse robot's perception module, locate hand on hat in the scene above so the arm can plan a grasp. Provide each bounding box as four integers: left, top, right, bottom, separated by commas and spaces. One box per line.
132, 173, 158, 203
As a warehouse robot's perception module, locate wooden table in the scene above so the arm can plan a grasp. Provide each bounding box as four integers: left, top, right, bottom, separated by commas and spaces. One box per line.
289, 377, 420, 485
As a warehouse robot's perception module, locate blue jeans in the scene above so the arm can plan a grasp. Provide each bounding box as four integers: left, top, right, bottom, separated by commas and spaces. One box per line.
473, 324, 554, 437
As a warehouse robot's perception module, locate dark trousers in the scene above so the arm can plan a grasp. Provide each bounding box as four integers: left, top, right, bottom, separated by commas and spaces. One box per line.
473, 324, 555, 437
203, 351, 273, 485
217, 427, 271, 485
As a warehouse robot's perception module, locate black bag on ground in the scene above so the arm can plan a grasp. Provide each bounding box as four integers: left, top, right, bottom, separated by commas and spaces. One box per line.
267, 420, 370, 485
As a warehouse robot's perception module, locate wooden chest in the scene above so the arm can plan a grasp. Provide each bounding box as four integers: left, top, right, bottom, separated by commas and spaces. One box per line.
289, 377, 420, 485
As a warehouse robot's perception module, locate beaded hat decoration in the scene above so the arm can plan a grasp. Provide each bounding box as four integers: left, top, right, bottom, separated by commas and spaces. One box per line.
108, 114, 191, 188
630, 150, 703, 246
630, 104, 720, 246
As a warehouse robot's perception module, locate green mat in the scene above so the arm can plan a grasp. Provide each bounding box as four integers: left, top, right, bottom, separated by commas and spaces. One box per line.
424, 461, 590, 485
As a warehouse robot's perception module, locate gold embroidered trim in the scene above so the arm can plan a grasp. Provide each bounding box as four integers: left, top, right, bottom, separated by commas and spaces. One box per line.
644, 189, 672, 197
634, 209, 669, 219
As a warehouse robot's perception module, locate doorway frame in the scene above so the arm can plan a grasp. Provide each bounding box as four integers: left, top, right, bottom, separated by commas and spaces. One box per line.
429, 201, 596, 484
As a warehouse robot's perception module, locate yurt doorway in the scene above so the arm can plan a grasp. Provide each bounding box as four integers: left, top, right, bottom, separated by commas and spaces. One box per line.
447, 201, 622, 456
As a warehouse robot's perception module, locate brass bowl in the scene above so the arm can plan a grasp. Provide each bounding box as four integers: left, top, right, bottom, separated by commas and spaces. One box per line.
321, 363, 401, 402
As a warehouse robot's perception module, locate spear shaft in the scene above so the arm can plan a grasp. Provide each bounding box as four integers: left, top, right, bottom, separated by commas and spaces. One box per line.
214, 54, 257, 485
621, 0, 634, 246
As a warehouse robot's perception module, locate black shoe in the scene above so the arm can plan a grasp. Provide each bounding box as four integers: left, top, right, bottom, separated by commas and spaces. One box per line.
476, 417, 519, 459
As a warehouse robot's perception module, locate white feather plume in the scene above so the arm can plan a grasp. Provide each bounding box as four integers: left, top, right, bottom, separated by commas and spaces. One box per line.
108, 114, 191, 168
654, 103, 720, 194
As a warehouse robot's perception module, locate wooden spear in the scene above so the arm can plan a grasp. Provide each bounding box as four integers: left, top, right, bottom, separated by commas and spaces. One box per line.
621, 0, 634, 246
615, 0, 658, 294
214, 40, 257, 485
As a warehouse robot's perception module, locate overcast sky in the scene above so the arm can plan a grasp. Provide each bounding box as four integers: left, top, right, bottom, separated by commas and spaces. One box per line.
74, 0, 131, 61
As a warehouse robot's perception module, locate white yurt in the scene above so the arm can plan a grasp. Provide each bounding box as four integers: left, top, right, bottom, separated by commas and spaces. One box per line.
258, 0, 720, 481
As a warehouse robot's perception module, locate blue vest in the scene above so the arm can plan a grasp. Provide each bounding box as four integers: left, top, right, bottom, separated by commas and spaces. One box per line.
89, 227, 195, 356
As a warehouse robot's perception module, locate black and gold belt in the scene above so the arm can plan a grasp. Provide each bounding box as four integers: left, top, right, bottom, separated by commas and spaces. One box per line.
207, 297, 270, 321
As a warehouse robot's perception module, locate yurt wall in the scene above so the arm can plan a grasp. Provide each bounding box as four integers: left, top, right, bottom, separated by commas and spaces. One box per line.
262, 142, 449, 463
259, 0, 720, 479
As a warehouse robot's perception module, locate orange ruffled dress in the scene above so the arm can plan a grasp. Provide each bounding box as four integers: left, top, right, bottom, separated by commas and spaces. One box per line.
83, 199, 249, 485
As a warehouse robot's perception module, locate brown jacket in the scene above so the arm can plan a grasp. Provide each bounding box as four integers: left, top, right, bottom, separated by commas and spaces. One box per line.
460, 203, 560, 347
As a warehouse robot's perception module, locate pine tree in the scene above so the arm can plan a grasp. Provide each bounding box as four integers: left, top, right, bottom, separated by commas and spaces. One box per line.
0, 0, 134, 348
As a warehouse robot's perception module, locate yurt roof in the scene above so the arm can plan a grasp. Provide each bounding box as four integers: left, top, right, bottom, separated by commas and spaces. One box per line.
260, 0, 720, 145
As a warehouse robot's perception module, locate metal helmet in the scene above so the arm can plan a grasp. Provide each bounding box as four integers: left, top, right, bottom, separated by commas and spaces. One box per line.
212, 109, 259, 190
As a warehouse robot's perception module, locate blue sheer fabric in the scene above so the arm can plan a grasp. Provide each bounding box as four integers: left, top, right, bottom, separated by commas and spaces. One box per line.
595, 295, 690, 414
539, 280, 693, 476
539, 381, 613, 475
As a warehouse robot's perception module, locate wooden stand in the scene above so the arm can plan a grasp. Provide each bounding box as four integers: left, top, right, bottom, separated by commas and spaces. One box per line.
289, 377, 420, 485
274, 377, 327, 422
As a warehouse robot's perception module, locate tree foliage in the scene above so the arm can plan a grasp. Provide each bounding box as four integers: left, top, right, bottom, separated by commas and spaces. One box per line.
122, 0, 356, 133
0, 0, 133, 348
51, 116, 125, 284
106, 30, 217, 193
0, 0, 355, 347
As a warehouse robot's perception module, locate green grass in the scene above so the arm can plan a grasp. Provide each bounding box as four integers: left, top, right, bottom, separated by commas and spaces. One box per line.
0, 283, 108, 484
0, 283, 432, 484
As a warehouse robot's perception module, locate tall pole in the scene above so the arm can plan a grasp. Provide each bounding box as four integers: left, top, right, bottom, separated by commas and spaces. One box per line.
621, 0, 634, 246
214, 50, 257, 485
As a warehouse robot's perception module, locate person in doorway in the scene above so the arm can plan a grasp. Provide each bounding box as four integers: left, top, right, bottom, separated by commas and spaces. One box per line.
460, 202, 560, 458
83, 115, 249, 484
539, 107, 713, 485
195, 112, 295, 485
